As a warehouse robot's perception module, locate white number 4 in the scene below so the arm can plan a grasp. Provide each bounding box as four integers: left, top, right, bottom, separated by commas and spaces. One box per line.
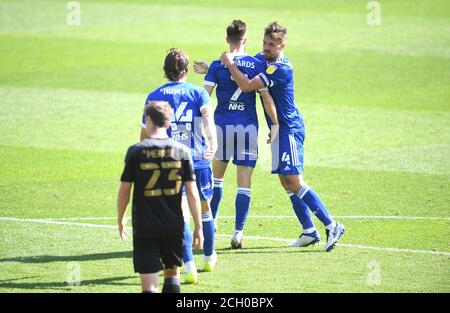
282, 152, 291, 165
172, 101, 193, 122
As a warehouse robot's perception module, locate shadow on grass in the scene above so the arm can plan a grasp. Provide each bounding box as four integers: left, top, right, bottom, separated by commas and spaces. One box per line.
0, 251, 132, 264
0, 276, 136, 290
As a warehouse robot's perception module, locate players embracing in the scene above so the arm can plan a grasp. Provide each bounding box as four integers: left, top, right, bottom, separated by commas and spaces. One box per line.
200, 20, 278, 249
218, 21, 345, 252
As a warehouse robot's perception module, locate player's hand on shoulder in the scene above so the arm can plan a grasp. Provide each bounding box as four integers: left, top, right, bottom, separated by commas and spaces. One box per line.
193, 60, 209, 74
220, 52, 234, 66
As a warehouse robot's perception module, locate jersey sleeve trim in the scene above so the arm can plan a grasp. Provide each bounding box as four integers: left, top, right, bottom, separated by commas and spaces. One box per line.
204, 80, 216, 87
258, 73, 271, 87
199, 102, 211, 112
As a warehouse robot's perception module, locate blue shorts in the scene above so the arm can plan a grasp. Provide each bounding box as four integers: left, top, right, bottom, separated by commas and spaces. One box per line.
182, 167, 213, 201
214, 121, 258, 168
271, 131, 304, 175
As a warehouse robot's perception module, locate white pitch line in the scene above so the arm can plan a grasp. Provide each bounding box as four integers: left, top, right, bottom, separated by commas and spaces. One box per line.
216, 234, 450, 256
44, 217, 118, 221
218, 215, 450, 220
1, 217, 449, 256
29, 215, 450, 221
0, 217, 116, 229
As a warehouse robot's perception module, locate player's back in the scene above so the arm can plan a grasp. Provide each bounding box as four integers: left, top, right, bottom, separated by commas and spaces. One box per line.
205, 54, 264, 126
123, 137, 194, 239
145, 81, 210, 169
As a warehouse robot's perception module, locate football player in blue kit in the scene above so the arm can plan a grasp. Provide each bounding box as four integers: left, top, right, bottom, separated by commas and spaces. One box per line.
140, 48, 218, 283
220, 22, 345, 252
201, 20, 278, 249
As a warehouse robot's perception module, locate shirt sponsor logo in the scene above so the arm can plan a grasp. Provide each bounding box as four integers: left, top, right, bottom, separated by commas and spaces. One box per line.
266, 65, 277, 75
228, 102, 245, 111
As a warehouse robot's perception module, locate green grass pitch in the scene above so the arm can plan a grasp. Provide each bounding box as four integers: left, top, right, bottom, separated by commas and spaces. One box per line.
0, 0, 449, 292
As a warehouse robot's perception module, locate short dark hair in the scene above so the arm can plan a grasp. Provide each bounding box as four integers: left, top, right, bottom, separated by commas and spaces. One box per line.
163, 48, 189, 82
144, 101, 172, 128
226, 19, 246, 42
264, 21, 287, 44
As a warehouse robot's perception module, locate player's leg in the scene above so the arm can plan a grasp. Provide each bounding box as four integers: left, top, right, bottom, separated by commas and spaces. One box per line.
195, 168, 217, 271
140, 273, 160, 293
162, 267, 181, 293
273, 132, 319, 247
230, 165, 254, 249
210, 159, 229, 230
289, 174, 345, 252
230, 124, 257, 248
201, 199, 217, 272
281, 132, 345, 251
133, 237, 163, 292
180, 196, 197, 284
278, 174, 320, 247
160, 236, 183, 293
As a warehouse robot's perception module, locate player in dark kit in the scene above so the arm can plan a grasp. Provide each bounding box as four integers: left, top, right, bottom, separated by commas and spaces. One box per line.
117, 101, 203, 293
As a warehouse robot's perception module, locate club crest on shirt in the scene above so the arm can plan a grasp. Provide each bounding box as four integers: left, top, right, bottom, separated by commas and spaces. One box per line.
266, 65, 277, 75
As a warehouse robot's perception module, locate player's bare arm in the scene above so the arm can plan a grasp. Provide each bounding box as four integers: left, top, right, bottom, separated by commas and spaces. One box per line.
117, 181, 132, 240
259, 90, 279, 143
201, 106, 218, 160
185, 180, 204, 250
220, 52, 265, 92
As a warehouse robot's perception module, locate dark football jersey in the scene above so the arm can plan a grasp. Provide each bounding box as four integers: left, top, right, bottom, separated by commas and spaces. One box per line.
120, 137, 195, 239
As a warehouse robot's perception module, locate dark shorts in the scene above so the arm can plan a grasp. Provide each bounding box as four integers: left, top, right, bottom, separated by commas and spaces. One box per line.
133, 235, 184, 274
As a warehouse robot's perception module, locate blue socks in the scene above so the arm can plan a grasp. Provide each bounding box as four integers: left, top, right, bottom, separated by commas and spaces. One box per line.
235, 187, 251, 232
288, 191, 316, 234
202, 211, 215, 257
297, 185, 335, 229
210, 178, 223, 219
182, 219, 193, 263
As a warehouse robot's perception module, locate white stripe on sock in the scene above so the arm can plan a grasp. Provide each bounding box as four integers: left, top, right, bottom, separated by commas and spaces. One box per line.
213, 178, 224, 187
237, 188, 251, 197
202, 212, 213, 222
303, 227, 316, 234
297, 186, 311, 199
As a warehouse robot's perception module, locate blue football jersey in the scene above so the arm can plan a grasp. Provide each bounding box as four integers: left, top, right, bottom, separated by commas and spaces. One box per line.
142, 81, 211, 169
205, 54, 265, 126
256, 55, 303, 136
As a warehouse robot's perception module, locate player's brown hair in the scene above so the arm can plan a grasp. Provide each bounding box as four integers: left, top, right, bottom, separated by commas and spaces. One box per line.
264, 21, 288, 44
226, 19, 246, 43
164, 48, 189, 82
144, 101, 172, 128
